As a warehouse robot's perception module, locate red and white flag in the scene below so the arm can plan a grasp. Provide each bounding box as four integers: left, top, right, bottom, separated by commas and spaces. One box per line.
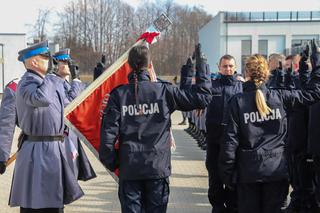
64, 16, 171, 150
64, 13, 172, 179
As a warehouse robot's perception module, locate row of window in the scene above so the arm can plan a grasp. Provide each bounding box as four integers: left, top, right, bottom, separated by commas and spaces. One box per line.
225, 11, 320, 23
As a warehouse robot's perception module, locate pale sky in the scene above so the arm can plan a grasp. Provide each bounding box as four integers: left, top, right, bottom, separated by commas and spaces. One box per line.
0, 0, 319, 35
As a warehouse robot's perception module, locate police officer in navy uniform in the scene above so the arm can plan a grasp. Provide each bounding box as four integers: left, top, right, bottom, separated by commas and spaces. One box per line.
9, 41, 83, 213
284, 56, 316, 212
219, 40, 320, 213
206, 55, 242, 213
308, 98, 320, 213
0, 78, 19, 175
99, 44, 212, 213
53, 49, 96, 181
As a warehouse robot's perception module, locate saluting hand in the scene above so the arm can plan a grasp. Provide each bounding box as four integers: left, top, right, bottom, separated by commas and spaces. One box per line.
311, 39, 320, 69
68, 61, 80, 80
300, 43, 310, 61
186, 56, 195, 70
299, 43, 311, 72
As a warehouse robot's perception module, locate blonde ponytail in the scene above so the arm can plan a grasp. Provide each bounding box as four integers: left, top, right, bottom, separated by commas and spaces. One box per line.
256, 89, 271, 117
245, 54, 271, 118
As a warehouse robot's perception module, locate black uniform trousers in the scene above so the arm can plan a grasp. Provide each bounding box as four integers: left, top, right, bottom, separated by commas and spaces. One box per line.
206, 142, 237, 212
288, 152, 317, 210
312, 156, 320, 207
237, 180, 288, 213
118, 178, 170, 213
20, 208, 64, 213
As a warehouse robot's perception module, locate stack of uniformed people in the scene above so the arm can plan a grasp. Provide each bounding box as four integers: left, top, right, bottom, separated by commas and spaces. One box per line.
182, 40, 320, 213
0, 41, 97, 213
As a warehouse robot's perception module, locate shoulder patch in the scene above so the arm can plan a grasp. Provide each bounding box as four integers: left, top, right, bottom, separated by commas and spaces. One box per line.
6, 78, 20, 92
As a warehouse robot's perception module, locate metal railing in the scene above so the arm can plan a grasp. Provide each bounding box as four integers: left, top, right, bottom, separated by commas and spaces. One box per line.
285, 39, 320, 55
224, 11, 320, 23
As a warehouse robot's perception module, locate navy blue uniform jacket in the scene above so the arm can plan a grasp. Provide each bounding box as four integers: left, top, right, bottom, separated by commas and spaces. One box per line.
99, 63, 212, 180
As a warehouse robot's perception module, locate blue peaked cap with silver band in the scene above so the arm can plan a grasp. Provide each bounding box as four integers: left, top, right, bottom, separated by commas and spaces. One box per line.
53, 48, 71, 61
18, 40, 50, 62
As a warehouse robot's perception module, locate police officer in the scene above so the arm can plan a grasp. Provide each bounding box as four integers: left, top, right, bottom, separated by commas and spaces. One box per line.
206, 54, 242, 213
53, 49, 96, 181
266, 53, 286, 89
309, 99, 320, 213
284, 53, 316, 212
93, 54, 106, 80
0, 78, 19, 174
219, 41, 320, 213
99, 44, 212, 213
306, 41, 320, 213
10, 41, 83, 213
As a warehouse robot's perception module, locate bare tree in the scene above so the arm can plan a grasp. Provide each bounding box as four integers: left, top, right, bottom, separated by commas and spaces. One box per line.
31, 9, 51, 41
54, 0, 212, 76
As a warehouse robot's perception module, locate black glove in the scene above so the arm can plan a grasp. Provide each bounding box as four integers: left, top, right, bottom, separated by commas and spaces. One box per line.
93, 63, 106, 80
46, 53, 58, 74
101, 54, 106, 65
195, 43, 203, 66
311, 39, 320, 69
300, 43, 310, 62
0, 161, 6, 175
300, 44, 311, 72
68, 61, 80, 80
195, 43, 208, 66
186, 56, 194, 68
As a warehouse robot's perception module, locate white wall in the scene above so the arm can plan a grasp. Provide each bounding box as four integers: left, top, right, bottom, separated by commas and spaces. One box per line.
199, 13, 223, 72
0, 34, 26, 93
227, 36, 251, 73
258, 35, 286, 55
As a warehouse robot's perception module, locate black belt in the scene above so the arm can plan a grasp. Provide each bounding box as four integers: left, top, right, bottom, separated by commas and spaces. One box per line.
25, 135, 64, 142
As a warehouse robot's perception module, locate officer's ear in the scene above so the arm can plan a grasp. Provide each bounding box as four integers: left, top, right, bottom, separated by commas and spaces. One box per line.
23, 57, 35, 69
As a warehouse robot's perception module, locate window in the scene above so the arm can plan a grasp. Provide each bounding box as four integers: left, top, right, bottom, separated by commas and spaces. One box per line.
241, 40, 252, 73
258, 40, 268, 59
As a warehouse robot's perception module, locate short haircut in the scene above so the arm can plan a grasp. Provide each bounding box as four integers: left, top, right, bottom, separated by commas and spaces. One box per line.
285, 54, 300, 61
219, 54, 236, 66
285, 55, 294, 61
128, 45, 149, 71
268, 53, 285, 62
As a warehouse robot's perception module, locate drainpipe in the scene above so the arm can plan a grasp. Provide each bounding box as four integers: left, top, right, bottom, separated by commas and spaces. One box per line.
225, 12, 229, 54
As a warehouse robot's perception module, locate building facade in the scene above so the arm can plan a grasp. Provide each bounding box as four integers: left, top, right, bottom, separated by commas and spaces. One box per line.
199, 11, 320, 73
0, 33, 26, 93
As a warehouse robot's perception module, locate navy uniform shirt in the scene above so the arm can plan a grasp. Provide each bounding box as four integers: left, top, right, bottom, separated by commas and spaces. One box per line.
206, 74, 243, 135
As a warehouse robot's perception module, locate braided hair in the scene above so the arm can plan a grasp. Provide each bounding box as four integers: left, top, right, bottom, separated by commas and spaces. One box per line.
245, 54, 271, 118
128, 45, 150, 114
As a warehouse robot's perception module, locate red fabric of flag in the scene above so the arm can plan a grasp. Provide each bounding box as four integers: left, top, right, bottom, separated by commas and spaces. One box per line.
66, 62, 131, 151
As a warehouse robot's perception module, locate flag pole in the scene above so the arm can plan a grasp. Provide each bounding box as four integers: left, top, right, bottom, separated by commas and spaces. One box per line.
6, 152, 16, 167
